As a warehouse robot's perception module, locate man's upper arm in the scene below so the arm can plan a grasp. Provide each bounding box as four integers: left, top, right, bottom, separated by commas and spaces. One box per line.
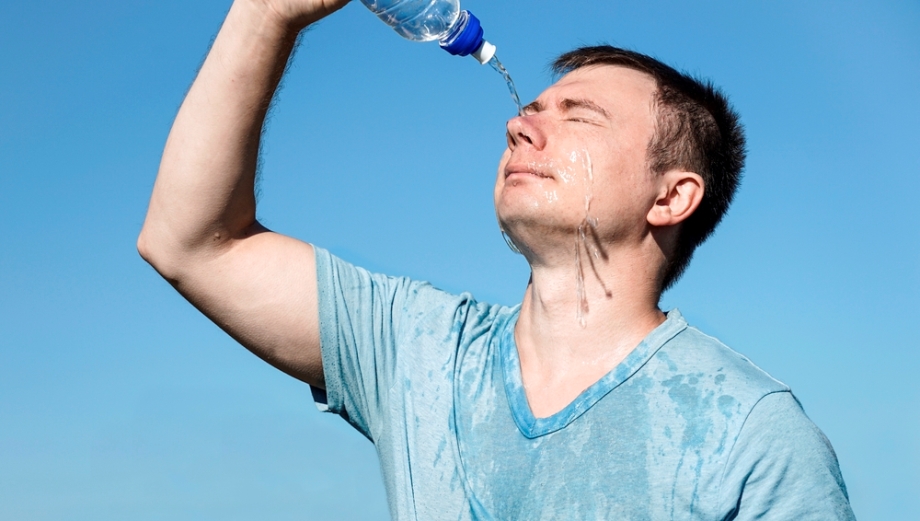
157, 226, 324, 387
719, 391, 856, 520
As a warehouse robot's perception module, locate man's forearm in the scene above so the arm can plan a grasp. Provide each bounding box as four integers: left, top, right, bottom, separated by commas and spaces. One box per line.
138, 1, 301, 275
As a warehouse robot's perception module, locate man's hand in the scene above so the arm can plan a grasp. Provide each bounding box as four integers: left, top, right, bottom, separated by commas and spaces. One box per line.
138, 0, 351, 387
249, 0, 352, 30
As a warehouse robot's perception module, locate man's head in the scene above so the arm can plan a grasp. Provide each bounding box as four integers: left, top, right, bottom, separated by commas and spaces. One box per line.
494, 45, 745, 291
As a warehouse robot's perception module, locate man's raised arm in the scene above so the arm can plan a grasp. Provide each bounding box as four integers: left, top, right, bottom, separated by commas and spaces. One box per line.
137, 0, 350, 387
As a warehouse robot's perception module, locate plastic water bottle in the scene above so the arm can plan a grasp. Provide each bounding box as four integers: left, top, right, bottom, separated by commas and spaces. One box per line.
358, 0, 497, 64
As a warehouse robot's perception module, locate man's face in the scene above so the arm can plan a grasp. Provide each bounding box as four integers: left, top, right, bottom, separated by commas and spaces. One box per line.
495, 65, 661, 252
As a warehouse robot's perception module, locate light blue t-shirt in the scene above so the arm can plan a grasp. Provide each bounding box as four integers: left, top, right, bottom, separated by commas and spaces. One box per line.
312, 248, 855, 520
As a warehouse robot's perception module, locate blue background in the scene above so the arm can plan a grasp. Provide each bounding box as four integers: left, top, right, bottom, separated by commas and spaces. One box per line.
1, 0, 917, 519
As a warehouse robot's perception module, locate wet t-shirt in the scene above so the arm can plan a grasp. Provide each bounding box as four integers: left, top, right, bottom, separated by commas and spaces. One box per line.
311, 248, 855, 521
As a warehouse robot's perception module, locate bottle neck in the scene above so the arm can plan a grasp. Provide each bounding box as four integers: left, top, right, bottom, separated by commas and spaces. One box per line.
439, 10, 492, 63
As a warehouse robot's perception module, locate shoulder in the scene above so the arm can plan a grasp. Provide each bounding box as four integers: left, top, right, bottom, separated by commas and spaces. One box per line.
652, 311, 789, 408
718, 392, 855, 519
312, 247, 512, 433
647, 313, 854, 518
314, 246, 508, 337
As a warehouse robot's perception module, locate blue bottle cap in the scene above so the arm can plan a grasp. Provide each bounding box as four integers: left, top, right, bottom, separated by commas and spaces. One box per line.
439, 10, 485, 56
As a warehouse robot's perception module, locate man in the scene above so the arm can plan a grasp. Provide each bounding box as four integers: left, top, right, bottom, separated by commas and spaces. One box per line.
138, 0, 856, 519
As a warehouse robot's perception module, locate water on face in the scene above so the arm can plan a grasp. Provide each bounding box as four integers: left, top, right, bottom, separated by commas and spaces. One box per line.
488, 55, 524, 115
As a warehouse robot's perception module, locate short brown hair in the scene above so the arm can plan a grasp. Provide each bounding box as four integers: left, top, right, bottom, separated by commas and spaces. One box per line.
553, 46, 746, 291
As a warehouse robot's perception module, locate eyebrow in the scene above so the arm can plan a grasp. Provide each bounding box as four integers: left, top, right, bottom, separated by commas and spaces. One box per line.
559, 98, 610, 119
521, 98, 610, 119
522, 100, 543, 114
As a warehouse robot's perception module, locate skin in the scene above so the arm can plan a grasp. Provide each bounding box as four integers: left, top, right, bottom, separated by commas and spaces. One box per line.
138, 0, 703, 419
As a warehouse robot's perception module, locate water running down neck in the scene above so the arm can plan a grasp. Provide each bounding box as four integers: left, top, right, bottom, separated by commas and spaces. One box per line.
573, 149, 609, 328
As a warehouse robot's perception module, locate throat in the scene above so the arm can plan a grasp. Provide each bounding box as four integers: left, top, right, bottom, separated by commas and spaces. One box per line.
513, 289, 667, 419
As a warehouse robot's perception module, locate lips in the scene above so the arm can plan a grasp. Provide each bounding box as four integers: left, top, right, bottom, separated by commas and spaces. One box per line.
504, 163, 553, 180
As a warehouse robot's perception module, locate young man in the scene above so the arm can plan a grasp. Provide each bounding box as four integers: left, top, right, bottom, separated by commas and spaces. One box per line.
138, 0, 856, 518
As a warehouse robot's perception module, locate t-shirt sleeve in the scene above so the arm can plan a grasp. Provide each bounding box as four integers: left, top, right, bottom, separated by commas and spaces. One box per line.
310, 247, 456, 441
718, 391, 856, 520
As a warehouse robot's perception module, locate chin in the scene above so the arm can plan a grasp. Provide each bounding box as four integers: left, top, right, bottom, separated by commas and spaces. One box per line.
498, 190, 583, 221
498, 207, 583, 241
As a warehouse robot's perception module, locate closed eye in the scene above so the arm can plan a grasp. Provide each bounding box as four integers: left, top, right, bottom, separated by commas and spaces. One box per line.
566, 116, 603, 126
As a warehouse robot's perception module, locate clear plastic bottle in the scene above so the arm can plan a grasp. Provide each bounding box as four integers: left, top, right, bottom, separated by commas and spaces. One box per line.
358, 0, 496, 64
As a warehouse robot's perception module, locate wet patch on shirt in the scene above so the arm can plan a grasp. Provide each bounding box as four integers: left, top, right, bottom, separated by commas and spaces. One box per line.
663, 373, 714, 450
457, 361, 654, 520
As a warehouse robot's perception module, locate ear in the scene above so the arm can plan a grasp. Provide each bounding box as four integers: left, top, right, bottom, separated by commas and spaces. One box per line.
646, 170, 704, 227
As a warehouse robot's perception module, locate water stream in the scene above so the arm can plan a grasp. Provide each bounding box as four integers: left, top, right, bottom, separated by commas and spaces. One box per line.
488, 55, 524, 115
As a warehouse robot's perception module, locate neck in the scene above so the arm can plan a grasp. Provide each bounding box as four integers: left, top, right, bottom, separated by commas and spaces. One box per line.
514, 238, 666, 417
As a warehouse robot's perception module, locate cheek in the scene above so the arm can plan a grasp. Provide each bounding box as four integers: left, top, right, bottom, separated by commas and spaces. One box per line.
593, 169, 659, 224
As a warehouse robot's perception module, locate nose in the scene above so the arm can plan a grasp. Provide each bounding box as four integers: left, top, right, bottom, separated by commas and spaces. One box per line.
506, 114, 546, 151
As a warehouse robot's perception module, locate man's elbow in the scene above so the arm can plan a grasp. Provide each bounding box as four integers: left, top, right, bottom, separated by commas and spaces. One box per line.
136, 225, 184, 283
136, 227, 153, 264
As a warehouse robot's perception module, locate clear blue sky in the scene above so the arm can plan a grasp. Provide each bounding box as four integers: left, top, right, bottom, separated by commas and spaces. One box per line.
1, 0, 917, 519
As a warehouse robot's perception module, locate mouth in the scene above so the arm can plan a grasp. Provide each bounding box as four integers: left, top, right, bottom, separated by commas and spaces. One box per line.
504, 163, 553, 180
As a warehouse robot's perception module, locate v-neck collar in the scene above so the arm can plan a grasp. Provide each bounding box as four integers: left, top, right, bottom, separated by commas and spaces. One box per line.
498, 309, 688, 439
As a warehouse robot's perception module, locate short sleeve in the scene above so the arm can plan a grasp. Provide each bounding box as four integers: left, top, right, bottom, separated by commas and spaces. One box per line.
311, 247, 459, 441
719, 391, 856, 520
